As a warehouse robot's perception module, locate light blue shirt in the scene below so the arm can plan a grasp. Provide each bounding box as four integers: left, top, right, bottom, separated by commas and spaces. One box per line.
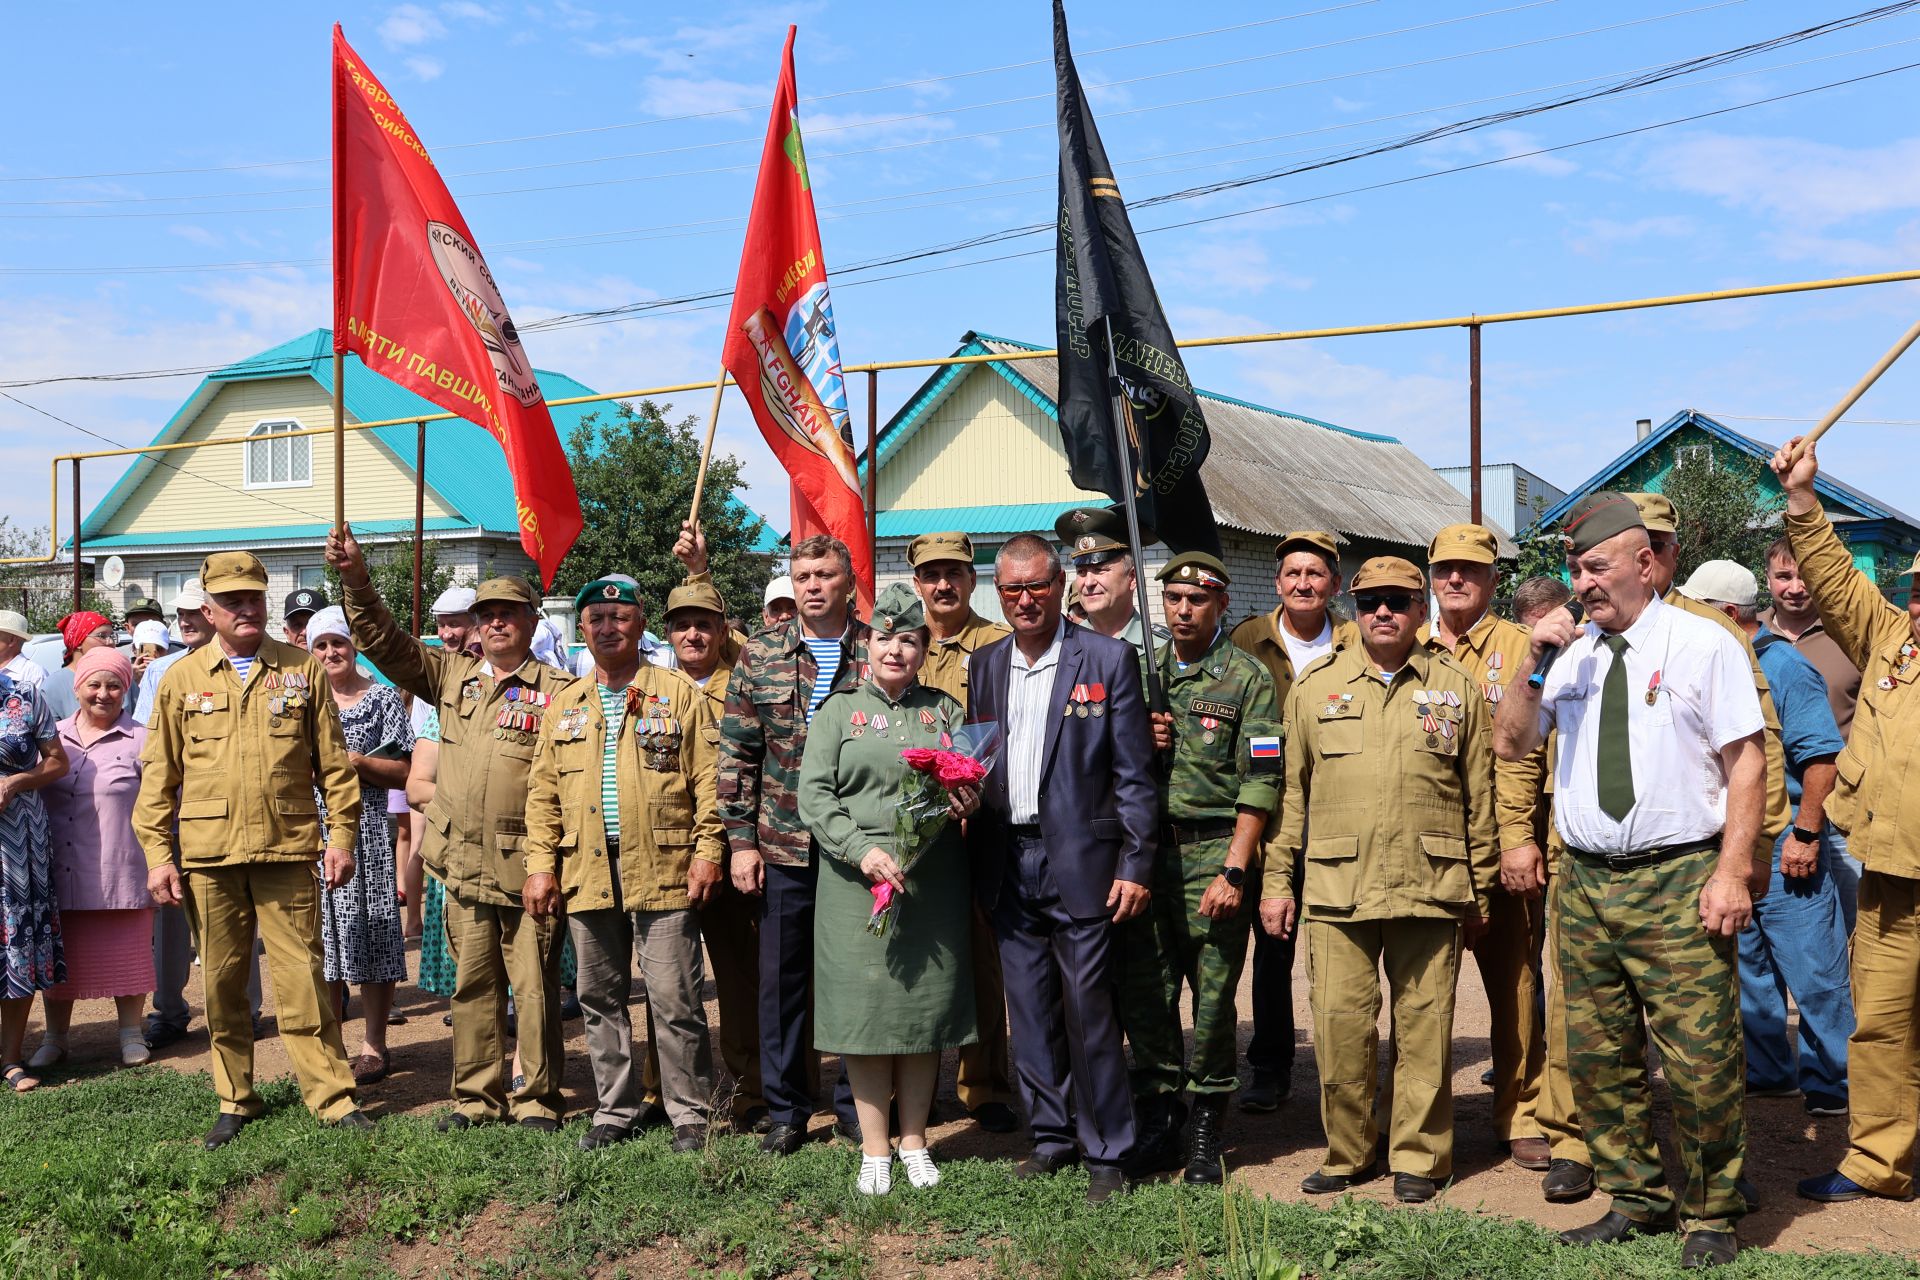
134, 646, 196, 726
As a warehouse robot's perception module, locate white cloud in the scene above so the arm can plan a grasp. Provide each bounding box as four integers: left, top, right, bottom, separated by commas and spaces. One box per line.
1564, 214, 1696, 257
166, 224, 224, 248
440, 0, 503, 22
1163, 239, 1311, 297
1419, 128, 1577, 179
404, 55, 445, 82
637, 75, 767, 118
1643, 132, 1920, 228
379, 4, 446, 46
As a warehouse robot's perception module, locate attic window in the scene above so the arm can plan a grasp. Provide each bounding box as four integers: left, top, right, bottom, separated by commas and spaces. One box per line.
245, 419, 311, 490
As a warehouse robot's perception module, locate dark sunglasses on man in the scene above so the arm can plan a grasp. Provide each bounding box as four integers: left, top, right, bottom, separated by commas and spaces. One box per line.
1354, 592, 1417, 614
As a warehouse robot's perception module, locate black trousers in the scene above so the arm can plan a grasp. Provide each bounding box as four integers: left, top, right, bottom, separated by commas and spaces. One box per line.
1246, 853, 1302, 1080
756, 857, 855, 1130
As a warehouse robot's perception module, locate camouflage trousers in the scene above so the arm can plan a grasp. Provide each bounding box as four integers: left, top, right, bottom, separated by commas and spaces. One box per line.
1120, 837, 1256, 1099
1558, 845, 1746, 1232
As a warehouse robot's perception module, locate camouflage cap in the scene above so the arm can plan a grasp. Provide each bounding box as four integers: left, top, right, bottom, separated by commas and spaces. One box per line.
1055, 505, 1144, 567
1274, 530, 1339, 567
907, 531, 975, 569
474, 575, 540, 609
200, 551, 269, 594
1156, 551, 1230, 590
1350, 556, 1426, 593
664, 579, 726, 619
1562, 491, 1647, 556
869, 581, 926, 636
1427, 522, 1499, 566
574, 577, 641, 613
1627, 492, 1678, 535
123, 596, 164, 619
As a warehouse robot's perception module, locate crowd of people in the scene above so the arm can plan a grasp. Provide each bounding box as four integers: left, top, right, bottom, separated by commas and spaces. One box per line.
0, 436, 1913, 1269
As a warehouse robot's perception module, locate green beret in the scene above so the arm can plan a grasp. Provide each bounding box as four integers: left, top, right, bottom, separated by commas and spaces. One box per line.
1156, 551, 1230, 590
574, 577, 641, 612
869, 581, 926, 636
1561, 491, 1647, 557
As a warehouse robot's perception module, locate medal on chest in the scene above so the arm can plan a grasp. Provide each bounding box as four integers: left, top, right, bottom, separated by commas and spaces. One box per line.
1646, 669, 1663, 707
851, 709, 867, 738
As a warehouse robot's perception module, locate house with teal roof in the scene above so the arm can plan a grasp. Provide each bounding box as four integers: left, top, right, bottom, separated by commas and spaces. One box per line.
79, 328, 778, 626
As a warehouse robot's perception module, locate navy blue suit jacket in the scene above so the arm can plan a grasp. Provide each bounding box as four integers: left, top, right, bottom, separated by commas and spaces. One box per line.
965, 622, 1158, 919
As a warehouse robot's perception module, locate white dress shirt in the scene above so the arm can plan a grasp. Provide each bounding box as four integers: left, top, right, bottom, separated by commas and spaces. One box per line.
1, 653, 46, 690
1005, 621, 1066, 826
1537, 593, 1763, 854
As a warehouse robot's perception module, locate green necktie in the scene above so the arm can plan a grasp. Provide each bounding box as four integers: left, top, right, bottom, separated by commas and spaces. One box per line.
1598, 633, 1635, 821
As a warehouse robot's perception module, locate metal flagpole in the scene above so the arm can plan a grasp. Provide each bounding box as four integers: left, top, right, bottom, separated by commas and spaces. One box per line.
1104, 316, 1166, 712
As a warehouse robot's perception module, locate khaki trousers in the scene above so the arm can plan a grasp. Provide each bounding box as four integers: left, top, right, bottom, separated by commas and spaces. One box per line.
644, 885, 763, 1121
445, 892, 562, 1122
1473, 885, 1547, 1141
576, 905, 714, 1130
956, 898, 1016, 1110
1307, 917, 1461, 1179
183, 862, 357, 1121
1838, 870, 1920, 1197
1534, 873, 1589, 1162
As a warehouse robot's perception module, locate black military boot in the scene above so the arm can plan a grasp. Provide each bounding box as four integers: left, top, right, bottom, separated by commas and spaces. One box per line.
1183, 1100, 1225, 1185
1126, 1093, 1187, 1176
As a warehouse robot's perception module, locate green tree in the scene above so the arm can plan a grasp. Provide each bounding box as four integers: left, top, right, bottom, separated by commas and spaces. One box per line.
324, 533, 454, 634
552, 400, 774, 621
1497, 494, 1565, 602
0, 517, 113, 632
1658, 445, 1783, 582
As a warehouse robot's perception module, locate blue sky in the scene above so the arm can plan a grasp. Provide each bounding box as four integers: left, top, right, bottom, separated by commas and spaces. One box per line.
6, 0, 1920, 539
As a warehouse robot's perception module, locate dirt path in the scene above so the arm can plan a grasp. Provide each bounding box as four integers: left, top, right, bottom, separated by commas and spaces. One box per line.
32, 936, 1919, 1260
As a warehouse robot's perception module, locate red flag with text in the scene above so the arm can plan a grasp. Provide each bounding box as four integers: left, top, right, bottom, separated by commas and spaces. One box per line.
721, 27, 872, 611
331, 25, 581, 586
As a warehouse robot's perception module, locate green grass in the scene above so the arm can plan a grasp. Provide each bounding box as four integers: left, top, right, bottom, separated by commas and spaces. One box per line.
2, 1069, 1914, 1279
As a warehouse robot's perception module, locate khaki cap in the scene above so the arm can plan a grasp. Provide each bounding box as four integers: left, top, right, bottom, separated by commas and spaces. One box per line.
1350, 556, 1426, 593
1561, 491, 1646, 556
665, 580, 726, 619
473, 575, 538, 608
200, 551, 269, 594
1156, 551, 1230, 590
1678, 559, 1758, 608
1627, 492, 1678, 535
1428, 523, 1499, 566
908, 531, 975, 569
1903, 551, 1920, 578
869, 582, 926, 636
1274, 530, 1339, 566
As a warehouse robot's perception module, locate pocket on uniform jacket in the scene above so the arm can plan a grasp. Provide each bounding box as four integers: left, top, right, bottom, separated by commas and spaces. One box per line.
1320, 717, 1363, 756
1306, 834, 1361, 909
179, 797, 228, 821
1419, 832, 1472, 904
275, 796, 318, 817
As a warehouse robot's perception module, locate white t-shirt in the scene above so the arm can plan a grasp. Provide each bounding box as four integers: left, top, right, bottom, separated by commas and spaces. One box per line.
1277, 616, 1335, 674
1536, 594, 1764, 855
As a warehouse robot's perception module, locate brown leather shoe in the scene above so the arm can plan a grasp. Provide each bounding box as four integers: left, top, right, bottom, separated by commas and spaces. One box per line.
1509, 1137, 1551, 1171
349, 1052, 390, 1086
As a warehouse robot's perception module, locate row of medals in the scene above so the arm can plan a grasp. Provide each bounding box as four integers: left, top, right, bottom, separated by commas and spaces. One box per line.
1410, 688, 1460, 750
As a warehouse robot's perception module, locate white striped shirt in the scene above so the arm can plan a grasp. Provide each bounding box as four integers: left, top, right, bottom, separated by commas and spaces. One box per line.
1006, 622, 1066, 825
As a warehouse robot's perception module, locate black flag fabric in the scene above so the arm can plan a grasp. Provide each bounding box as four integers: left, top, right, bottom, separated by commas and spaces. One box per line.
1053, 0, 1221, 558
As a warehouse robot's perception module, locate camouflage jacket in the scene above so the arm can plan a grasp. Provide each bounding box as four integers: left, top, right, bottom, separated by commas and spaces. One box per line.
1153, 629, 1283, 826
717, 614, 871, 865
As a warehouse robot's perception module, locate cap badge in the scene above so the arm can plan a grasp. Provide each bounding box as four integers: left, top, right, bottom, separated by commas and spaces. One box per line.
1076, 535, 1096, 552
601, 584, 619, 600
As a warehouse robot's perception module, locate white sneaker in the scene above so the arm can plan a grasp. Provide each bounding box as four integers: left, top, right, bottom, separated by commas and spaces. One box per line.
26, 1039, 65, 1070
900, 1147, 940, 1188
856, 1153, 893, 1195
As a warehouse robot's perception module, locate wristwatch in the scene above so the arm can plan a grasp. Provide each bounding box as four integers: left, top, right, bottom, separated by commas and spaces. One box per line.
1790, 825, 1821, 844
1221, 864, 1245, 889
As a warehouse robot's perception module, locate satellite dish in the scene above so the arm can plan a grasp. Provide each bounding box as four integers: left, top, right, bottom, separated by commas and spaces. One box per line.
101, 556, 125, 589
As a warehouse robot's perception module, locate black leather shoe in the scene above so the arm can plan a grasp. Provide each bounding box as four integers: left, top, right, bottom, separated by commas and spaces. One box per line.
672, 1124, 708, 1153
1558, 1210, 1675, 1246
1680, 1230, 1738, 1269
833, 1116, 862, 1145
1086, 1166, 1128, 1204
1238, 1070, 1288, 1113
1542, 1159, 1596, 1203
517, 1116, 560, 1134
740, 1105, 773, 1135
203, 1113, 251, 1150
760, 1123, 805, 1155
436, 1112, 474, 1133
558, 988, 583, 1021
144, 1021, 189, 1051
1126, 1094, 1188, 1176
1183, 1103, 1224, 1185
635, 1103, 670, 1134
578, 1123, 631, 1151
1015, 1149, 1080, 1179
969, 1101, 1019, 1134
1302, 1162, 1376, 1195
1394, 1173, 1439, 1203
330, 1110, 375, 1132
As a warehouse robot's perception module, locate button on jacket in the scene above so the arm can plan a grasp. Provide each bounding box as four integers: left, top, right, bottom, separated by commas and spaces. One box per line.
1154, 630, 1282, 825
342, 579, 578, 905
1277, 644, 1497, 921
1419, 613, 1549, 853
1787, 506, 1920, 878
918, 610, 1010, 709
133, 638, 360, 868
523, 666, 724, 913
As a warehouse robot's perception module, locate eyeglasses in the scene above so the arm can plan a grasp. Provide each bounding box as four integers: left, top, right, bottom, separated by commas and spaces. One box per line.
1354, 593, 1417, 613
995, 577, 1059, 602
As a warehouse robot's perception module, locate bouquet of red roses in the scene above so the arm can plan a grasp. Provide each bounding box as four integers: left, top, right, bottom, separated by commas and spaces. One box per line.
867, 731, 997, 936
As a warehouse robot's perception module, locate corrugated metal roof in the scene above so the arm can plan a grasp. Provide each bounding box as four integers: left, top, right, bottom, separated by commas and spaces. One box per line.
876, 502, 1084, 538
881, 333, 1511, 554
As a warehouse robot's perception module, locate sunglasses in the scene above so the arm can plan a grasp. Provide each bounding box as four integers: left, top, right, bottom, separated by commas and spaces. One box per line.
995, 577, 1059, 602
1355, 593, 1417, 614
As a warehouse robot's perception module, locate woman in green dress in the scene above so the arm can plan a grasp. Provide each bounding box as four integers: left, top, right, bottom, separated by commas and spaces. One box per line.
798, 583, 981, 1196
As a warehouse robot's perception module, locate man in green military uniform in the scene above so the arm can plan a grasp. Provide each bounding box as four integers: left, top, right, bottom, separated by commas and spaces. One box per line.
1276, 556, 1496, 1204
1133, 552, 1281, 1185
1056, 506, 1168, 662
907, 530, 1018, 1134
1234, 530, 1361, 1112
327, 525, 576, 1132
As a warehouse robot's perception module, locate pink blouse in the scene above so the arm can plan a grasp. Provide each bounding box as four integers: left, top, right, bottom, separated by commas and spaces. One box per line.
45, 713, 150, 911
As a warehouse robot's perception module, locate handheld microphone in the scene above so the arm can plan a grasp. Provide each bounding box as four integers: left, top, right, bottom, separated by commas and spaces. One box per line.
1526, 600, 1586, 690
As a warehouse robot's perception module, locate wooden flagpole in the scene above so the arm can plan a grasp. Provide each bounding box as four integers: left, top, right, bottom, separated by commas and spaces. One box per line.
1789, 315, 1920, 462
333, 350, 346, 531
688, 367, 729, 530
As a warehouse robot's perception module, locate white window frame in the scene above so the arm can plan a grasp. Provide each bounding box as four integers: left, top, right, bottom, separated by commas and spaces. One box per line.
296, 566, 327, 591
244, 418, 313, 490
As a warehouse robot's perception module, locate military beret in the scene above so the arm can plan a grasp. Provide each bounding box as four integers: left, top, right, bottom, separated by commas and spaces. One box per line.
1627, 492, 1678, 535
1350, 556, 1425, 593
908, 531, 975, 569
869, 581, 926, 636
1274, 530, 1339, 567
664, 580, 726, 619
1157, 551, 1230, 590
1427, 523, 1499, 566
1561, 491, 1647, 556
474, 575, 540, 609
1055, 505, 1141, 567
573, 577, 640, 612
200, 551, 269, 594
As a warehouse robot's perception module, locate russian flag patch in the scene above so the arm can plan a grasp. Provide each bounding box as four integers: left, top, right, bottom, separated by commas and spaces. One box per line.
1248, 734, 1282, 774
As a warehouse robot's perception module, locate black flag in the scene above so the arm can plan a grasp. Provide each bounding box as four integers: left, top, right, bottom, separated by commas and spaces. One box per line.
1053, 0, 1220, 558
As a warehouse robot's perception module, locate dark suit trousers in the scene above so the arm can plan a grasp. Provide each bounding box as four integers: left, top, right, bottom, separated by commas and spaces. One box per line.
1247, 853, 1301, 1080
993, 832, 1136, 1169
756, 858, 855, 1130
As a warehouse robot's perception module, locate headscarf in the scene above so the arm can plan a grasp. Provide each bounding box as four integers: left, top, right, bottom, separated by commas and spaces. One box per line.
530, 615, 568, 669
305, 606, 352, 646
72, 643, 132, 695
59, 610, 111, 664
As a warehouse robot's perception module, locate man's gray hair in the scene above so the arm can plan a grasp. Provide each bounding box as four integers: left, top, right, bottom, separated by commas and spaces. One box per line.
996, 533, 1062, 577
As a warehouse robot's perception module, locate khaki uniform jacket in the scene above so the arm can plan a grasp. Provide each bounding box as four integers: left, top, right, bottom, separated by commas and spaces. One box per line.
133, 638, 360, 869
343, 578, 579, 905
1277, 644, 1498, 921
1229, 608, 1364, 710
523, 666, 724, 913
1665, 589, 1793, 851
1419, 613, 1550, 853
918, 610, 1010, 711
1786, 506, 1920, 878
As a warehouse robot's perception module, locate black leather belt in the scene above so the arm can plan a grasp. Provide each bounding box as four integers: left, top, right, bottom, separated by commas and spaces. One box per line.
1567, 836, 1718, 870
1008, 823, 1043, 839
1165, 821, 1237, 846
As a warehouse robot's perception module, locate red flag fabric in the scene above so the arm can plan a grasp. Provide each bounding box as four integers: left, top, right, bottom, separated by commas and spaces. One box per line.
331, 25, 582, 586
721, 27, 872, 612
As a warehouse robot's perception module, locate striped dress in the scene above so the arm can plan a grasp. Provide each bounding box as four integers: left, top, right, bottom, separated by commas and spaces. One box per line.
0, 675, 64, 999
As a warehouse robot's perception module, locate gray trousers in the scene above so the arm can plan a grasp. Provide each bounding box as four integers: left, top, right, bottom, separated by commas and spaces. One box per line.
569, 862, 714, 1129
152, 901, 261, 1031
